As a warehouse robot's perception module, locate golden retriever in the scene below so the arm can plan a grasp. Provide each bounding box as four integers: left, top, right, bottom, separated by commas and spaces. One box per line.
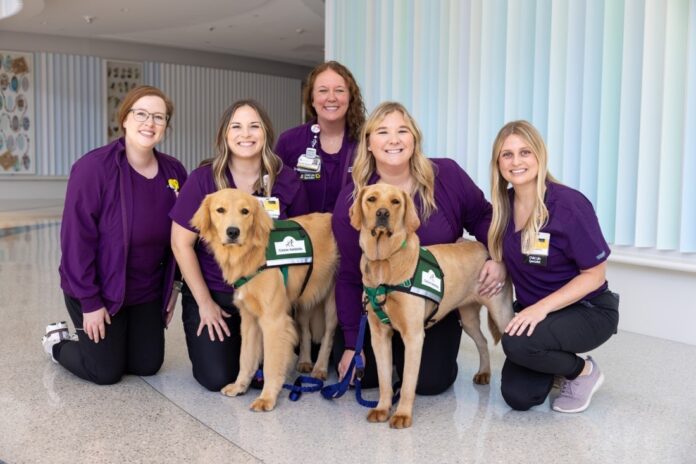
350, 184, 514, 428
191, 188, 338, 411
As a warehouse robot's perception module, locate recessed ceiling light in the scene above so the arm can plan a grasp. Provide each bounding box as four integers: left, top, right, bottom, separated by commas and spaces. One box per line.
82, 15, 96, 24
295, 28, 305, 34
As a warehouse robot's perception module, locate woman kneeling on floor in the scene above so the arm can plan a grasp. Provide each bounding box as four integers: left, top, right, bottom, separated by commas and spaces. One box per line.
43, 85, 187, 384
488, 120, 619, 413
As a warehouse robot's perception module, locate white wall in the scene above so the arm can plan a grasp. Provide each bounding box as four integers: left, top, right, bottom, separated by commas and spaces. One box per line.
608, 261, 695, 345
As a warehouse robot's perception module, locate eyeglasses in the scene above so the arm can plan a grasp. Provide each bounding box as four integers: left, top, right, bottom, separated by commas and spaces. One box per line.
129, 109, 169, 126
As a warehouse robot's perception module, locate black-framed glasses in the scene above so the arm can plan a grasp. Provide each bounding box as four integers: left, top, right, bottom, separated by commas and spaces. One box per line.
129, 109, 169, 126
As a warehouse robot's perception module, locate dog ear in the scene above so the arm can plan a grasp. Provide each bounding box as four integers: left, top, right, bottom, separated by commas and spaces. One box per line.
191, 194, 212, 239
402, 190, 421, 234
349, 188, 365, 231
250, 198, 273, 249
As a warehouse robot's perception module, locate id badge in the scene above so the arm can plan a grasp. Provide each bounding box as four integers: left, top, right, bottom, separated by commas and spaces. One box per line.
523, 232, 550, 266
256, 196, 280, 219
296, 153, 321, 173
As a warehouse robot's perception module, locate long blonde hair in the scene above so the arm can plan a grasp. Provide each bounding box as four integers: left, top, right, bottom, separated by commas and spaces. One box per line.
488, 120, 558, 261
351, 102, 436, 220
203, 100, 282, 196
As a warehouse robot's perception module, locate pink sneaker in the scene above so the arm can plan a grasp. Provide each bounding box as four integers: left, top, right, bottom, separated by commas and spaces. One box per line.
552, 356, 605, 413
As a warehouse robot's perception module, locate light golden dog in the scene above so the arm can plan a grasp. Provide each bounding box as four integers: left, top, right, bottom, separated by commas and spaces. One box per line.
350, 184, 514, 428
192, 188, 338, 411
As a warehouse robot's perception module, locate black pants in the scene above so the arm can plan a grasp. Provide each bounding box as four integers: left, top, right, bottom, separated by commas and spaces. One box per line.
56, 293, 165, 385
181, 287, 242, 391
501, 290, 620, 411
334, 310, 463, 395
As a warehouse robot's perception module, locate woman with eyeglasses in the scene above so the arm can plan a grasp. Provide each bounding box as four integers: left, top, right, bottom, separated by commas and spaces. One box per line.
43, 85, 187, 385
170, 100, 309, 392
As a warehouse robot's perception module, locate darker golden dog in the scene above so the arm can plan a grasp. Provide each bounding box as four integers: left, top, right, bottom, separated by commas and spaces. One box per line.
192, 188, 338, 411
350, 184, 514, 428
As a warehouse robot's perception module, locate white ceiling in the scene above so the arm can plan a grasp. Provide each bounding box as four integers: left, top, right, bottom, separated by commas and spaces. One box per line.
0, 0, 326, 66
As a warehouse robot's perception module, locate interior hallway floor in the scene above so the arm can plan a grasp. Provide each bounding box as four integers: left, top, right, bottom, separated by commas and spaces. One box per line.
1, 200, 694, 464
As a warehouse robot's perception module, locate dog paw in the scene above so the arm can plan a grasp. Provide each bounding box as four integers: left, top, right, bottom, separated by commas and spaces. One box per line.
221, 382, 248, 397
297, 362, 313, 373
473, 372, 491, 385
367, 408, 390, 423
250, 397, 276, 412
310, 369, 328, 381
389, 413, 413, 429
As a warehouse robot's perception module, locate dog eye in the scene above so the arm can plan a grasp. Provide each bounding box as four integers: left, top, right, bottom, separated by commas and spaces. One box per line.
391, 199, 400, 205
216, 207, 226, 214
367, 196, 376, 203
241, 208, 250, 215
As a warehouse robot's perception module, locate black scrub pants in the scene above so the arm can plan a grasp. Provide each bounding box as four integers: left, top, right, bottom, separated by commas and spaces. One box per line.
180, 286, 242, 391
333, 310, 464, 395
55, 293, 165, 385
500, 290, 620, 411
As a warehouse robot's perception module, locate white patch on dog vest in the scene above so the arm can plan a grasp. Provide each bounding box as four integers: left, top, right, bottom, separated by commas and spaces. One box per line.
274, 236, 307, 255
421, 269, 442, 292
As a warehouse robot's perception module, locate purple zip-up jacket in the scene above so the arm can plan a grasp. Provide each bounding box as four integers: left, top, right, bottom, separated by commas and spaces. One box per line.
275, 120, 357, 213
332, 158, 492, 348
59, 138, 187, 318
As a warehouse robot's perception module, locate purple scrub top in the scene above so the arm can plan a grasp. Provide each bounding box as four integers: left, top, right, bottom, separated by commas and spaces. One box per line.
275, 120, 357, 213
59, 138, 187, 318
502, 182, 610, 308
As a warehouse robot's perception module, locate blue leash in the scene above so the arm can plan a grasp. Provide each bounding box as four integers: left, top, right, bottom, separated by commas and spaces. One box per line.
251, 369, 325, 402
320, 312, 401, 408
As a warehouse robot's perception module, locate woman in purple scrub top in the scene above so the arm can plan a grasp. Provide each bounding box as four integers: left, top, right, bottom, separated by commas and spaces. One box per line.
332, 102, 506, 394
44, 86, 187, 385
170, 100, 308, 391
488, 120, 619, 413
275, 61, 366, 213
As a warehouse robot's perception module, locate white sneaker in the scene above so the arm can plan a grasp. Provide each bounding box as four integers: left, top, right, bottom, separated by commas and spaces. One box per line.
41, 321, 71, 363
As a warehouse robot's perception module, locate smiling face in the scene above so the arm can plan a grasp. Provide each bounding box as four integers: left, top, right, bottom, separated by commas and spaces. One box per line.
122, 95, 167, 151
311, 69, 350, 124
367, 111, 415, 173
227, 105, 266, 161
497, 134, 539, 188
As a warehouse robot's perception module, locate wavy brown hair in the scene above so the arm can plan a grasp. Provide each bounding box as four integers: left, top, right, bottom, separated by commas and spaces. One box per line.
202, 100, 282, 196
488, 120, 559, 261
302, 61, 366, 140
352, 102, 436, 220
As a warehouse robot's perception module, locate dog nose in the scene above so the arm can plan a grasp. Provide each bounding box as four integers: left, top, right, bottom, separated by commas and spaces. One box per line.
376, 208, 390, 219
226, 227, 240, 240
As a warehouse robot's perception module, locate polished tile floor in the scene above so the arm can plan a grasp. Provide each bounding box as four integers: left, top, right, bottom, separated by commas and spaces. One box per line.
1, 201, 694, 464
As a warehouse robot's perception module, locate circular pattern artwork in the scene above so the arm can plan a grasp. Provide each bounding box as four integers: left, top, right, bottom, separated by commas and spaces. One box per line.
0, 50, 34, 174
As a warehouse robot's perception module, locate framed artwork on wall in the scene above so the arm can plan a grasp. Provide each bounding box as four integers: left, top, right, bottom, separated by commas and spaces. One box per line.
105, 60, 142, 142
0, 50, 35, 174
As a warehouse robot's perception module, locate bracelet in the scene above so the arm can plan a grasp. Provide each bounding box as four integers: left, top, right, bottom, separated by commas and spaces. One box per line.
172, 281, 183, 292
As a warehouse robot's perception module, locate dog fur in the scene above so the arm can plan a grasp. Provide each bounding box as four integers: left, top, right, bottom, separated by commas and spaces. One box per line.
350, 184, 514, 428
191, 188, 338, 411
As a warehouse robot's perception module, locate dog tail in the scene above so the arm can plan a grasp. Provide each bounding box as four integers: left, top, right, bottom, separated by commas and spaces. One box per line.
487, 312, 503, 345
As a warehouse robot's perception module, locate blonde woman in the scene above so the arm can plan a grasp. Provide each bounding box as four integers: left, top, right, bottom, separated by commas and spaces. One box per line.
331, 102, 505, 394
489, 120, 619, 413
170, 100, 308, 391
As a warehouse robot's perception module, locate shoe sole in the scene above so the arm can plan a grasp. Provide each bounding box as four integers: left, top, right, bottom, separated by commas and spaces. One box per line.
552, 372, 605, 413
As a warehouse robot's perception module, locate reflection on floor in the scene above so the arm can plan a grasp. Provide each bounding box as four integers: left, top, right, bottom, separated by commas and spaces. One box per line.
1, 201, 694, 464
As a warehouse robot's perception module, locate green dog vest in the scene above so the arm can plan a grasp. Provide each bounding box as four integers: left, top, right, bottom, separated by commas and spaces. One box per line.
364, 247, 444, 325
233, 220, 314, 289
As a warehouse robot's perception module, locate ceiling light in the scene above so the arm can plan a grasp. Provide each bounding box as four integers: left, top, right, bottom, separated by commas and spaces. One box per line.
82, 15, 95, 24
